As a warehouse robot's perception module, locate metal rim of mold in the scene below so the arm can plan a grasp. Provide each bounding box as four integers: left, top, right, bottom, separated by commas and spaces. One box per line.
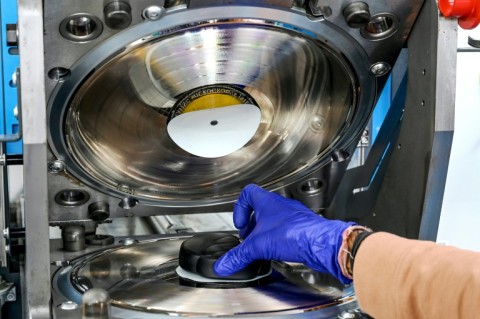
47, 6, 377, 207
52, 237, 359, 317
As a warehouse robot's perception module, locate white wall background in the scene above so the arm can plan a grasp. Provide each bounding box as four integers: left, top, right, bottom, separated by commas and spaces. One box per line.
437, 28, 480, 251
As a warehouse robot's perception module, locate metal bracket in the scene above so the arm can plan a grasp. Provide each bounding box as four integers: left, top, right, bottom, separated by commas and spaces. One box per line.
0, 278, 16, 306
0, 68, 21, 142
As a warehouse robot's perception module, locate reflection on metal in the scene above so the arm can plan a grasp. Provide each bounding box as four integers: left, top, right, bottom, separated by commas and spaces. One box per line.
361, 13, 399, 40
59, 14, 104, 42
142, 5, 166, 21
82, 288, 111, 319
18, 0, 51, 317
55, 189, 90, 206
370, 62, 391, 76
343, 2, 370, 28
43, 1, 423, 221
48, 18, 371, 206
62, 225, 86, 252
52, 237, 358, 317
18, 1, 428, 318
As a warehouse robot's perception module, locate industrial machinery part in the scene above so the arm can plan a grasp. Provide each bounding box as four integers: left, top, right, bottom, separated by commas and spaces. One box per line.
10, 0, 457, 318
52, 237, 358, 318
44, 0, 424, 224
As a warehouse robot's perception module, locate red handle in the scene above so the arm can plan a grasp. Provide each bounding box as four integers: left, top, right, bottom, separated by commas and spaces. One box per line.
438, 0, 480, 29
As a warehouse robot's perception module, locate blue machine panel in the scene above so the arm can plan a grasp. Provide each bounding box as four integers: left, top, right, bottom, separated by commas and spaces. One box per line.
0, 0, 22, 154
372, 76, 392, 143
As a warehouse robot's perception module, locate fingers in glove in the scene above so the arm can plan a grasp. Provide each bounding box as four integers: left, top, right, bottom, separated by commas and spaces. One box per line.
213, 240, 259, 276
239, 213, 256, 239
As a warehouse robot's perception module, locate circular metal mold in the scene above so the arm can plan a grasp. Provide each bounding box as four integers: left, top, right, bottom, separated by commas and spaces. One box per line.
361, 13, 399, 40
55, 189, 90, 206
59, 13, 103, 42
53, 237, 358, 317
48, 7, 376, 207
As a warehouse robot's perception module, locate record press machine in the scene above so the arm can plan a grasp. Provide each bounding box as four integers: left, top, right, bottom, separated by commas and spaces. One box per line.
0, 0, 463, 318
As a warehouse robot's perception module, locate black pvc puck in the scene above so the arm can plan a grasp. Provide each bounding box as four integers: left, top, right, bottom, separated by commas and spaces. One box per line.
179, 233, 271, 280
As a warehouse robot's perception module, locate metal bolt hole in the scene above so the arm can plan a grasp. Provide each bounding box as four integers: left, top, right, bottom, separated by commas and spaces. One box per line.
366, 16, 393, 34
66, 16, 97, 37
55, 189, 90, 206
300, 179, 324, 194
48, 67, 71, 81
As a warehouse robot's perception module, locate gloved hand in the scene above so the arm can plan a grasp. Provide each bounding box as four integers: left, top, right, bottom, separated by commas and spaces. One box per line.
214, 184, 357, 284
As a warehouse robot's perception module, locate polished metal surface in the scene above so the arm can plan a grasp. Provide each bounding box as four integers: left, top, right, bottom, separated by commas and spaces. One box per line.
51, 20, 360, 204
53, 237, 356, 317
45, 3, 414, 220
18, 0, 52, 317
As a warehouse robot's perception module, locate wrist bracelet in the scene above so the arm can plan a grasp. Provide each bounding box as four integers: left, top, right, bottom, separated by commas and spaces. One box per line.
338, 225, 371, 280
349, 230, 373, 273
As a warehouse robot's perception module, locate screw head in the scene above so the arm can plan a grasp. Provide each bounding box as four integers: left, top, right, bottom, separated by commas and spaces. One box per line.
48, 160, 66, 173
370, 62, 391, 76
6, 293, 15, 301
142, 6, 165, 21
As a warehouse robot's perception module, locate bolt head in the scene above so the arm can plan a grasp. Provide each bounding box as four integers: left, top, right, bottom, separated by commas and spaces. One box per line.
143, 6, 165, 21
48, 160, 66, 173
370, 62, 391, 76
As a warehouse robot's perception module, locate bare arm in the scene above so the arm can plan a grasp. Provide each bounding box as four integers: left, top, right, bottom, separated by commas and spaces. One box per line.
353, 232, 480, 318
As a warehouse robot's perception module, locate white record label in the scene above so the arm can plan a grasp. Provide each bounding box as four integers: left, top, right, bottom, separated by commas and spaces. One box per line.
167, 104, 261, 158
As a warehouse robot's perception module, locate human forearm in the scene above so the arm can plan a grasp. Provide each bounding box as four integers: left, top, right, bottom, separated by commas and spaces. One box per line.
353, 232, 480, 318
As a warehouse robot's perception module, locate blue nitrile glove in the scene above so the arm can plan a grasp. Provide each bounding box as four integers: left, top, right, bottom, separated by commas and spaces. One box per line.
214, 184, 357, 284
